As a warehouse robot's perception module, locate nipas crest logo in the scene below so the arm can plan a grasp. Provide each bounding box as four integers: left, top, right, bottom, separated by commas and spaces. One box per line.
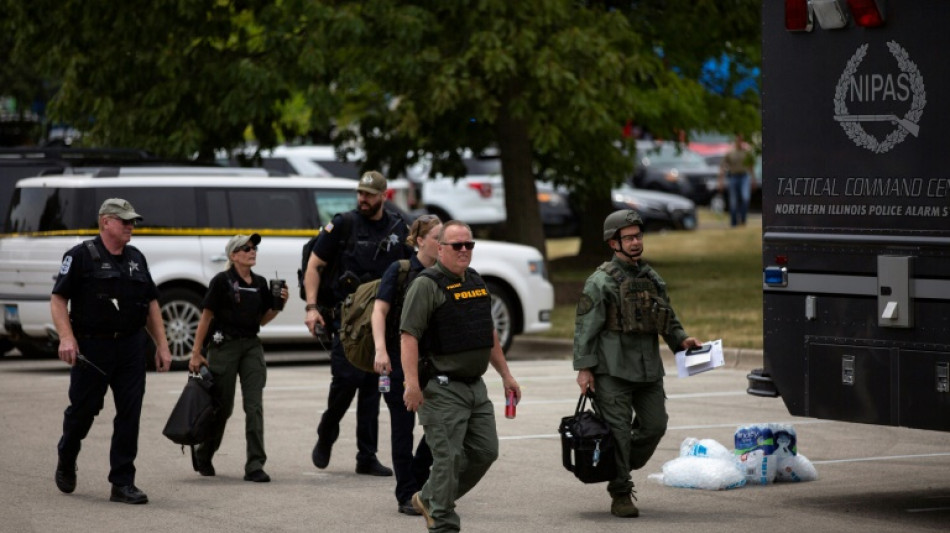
833, 41, 926, 154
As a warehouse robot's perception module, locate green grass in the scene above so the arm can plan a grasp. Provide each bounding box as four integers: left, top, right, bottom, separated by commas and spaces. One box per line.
534, 209, 763, 349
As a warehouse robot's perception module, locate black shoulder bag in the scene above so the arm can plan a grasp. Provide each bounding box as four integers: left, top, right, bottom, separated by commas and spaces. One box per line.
162, 369, 219, 447
558, 390, 617, 483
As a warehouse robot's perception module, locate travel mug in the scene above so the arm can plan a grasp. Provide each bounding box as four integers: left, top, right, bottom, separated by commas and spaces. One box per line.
270, 279, 285, 310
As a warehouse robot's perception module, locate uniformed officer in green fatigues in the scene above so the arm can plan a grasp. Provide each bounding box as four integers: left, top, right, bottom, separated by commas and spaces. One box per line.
574, 209, 701, 518
400, 220, 521, 532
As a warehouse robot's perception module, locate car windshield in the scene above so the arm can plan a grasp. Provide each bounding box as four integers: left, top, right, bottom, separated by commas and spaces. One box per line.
639, 143, 708, 169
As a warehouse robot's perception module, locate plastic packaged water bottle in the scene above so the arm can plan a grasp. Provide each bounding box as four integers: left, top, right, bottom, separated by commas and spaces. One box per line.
378, 372, 391, 393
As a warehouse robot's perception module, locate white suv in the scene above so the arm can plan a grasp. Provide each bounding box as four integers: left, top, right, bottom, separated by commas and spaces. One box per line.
0, 170, 553, 367
233, 145, 507, 228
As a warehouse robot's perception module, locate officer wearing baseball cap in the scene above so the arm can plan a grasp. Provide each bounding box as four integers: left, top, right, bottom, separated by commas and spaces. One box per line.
52, 198, 172, 504
303, 169, 413, 478
189, 232, 286, 483
573, 209, 700, 518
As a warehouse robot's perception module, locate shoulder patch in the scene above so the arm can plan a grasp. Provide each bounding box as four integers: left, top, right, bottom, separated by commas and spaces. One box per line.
576, 294, 594, 315
324, 222, 334, 233
59, 256, 73, 276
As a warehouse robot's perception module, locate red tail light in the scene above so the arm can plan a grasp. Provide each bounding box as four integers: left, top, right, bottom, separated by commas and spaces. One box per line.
785, 0, 813, 31
468, 182, 493, 199
846, 0, 885, 27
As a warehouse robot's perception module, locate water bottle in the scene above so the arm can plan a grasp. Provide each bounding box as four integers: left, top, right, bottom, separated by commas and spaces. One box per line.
378, 372, 391, 393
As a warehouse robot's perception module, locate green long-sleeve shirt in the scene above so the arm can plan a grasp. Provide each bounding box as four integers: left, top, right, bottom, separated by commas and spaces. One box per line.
572, 257, 689, 382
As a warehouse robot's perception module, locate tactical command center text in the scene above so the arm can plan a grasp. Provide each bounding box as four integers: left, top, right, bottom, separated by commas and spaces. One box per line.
773, 177, 950, 217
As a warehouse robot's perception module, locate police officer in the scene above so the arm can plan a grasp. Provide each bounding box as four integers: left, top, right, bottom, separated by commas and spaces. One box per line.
400, 220, 521, 531
573, 209, 700, 518
51, 198, 172, 504
303, 171, 413, 476
371, 214, 442, 515
188, 233, 288, 482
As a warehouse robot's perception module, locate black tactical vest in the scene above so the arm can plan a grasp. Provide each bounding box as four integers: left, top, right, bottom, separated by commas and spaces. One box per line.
71, 239, 152, 334
419, 267, 494, 355
331, 209, 411, 303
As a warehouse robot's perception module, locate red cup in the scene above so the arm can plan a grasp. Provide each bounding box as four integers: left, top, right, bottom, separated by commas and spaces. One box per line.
505, 389, 517, 419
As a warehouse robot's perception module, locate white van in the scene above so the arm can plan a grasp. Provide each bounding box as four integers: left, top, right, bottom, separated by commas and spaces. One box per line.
0, 171, 553, 368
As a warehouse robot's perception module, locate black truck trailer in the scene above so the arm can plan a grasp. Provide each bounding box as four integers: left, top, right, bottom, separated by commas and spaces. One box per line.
754, 0, 950, 431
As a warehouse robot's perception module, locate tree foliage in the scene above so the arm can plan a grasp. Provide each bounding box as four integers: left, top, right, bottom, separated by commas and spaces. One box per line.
5, 0, 761, 257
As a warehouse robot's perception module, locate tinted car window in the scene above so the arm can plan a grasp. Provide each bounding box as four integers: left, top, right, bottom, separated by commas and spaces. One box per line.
227, 189, 306, 229
94, 187, 197, 228
4, 187, 81, 232
463, 158, 501, 175
313, 160, 361, 179
260, 157, 297, 175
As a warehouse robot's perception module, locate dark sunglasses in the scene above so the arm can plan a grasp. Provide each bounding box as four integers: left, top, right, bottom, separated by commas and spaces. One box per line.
441, 241, 475, 251
111, 216, 136, 227
237, 244, 258, 253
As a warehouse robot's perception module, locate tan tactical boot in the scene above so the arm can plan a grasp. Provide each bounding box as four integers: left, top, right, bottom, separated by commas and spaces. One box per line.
610, 492, 640, 518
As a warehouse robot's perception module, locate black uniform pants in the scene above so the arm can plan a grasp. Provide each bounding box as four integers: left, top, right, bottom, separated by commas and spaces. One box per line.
316, 333, 381, 465
381, 362, 433, 504
58, 330, 147, 486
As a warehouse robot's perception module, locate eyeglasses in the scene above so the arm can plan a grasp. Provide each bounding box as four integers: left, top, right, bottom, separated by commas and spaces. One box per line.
619, 233, 643, 243
441, 241, 475, 251
237, 244, 258, 253
110, 216, 136, 227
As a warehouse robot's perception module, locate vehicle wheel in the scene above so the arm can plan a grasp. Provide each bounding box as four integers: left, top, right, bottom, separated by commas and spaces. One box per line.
158, 288, 203, 370
486, 281, 515, 353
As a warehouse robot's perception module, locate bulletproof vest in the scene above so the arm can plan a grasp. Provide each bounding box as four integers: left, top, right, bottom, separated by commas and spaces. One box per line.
598, 261, 673, 335
418, 267, 495, 356
332, 210, 410, 303
70, 239, 152, 334
384, 264, 421, 345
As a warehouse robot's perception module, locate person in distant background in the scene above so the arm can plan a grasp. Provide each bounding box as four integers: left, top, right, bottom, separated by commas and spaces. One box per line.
717, 134, 757, 227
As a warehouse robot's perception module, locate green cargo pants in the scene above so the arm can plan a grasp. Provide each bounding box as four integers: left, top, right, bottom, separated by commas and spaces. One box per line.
196, 337, 267, 474
593, 375, 668, 496
417, 378, 499, 532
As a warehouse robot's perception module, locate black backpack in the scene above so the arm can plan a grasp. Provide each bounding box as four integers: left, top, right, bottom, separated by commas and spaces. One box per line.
297, 212, 355, 303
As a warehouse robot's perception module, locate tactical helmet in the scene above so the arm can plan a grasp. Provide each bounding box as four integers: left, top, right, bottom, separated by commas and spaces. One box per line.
603, 209, 643, 241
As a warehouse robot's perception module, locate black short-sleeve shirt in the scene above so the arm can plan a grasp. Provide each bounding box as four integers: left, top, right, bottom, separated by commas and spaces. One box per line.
201, 267, 272, 338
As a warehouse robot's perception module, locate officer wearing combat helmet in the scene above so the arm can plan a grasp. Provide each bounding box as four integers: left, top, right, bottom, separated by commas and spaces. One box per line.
573, 209, 700, 518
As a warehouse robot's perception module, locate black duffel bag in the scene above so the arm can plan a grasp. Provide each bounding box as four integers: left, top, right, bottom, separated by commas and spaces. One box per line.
558, 391, 617, 484
162, 368, 218, 446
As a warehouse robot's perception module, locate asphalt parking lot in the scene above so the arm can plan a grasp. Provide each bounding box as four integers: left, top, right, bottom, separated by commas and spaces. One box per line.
2, 339, 948, 533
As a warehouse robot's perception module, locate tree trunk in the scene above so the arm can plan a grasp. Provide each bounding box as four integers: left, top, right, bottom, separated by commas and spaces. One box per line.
576, 186, 615, 260
495, 95, 546, 259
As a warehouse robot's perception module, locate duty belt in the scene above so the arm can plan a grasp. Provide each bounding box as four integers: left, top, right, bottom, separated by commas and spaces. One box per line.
434, 374, 480, 385
75, 330, 138, 339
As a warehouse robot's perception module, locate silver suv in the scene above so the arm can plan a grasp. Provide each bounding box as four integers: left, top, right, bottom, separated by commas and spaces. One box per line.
0, 170, 554, 367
